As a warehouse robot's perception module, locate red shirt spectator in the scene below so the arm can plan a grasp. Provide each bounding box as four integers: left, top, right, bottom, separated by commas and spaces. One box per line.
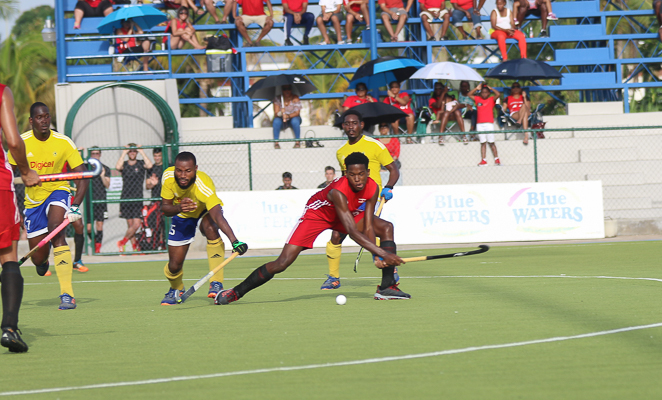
420, 0, 444, 8
283, 0, 306, 13
450, 0, 473, 10
384, 92, 413, 115
238, 0, 267, 16
428, 96, 442, 116
506, 95, 524, 113
378, 0, 405, 9
342, 95, 373, 109
475, 95, 495, 123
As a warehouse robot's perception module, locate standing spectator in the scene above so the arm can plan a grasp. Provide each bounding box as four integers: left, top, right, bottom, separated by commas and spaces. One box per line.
491, 0, 527, 61
115, 20, 152, 72
450, 0, 485, 39
145, 148, 165, 249
276, 172, 298, 189
73, 0, 113, 30
272, 85, 302, 149
344, 0, 371, 44
377, 123, 401, 169
169, 8, 206, 50
505, 82, 531, 144
513, 0, 557, 37
318, 166, 337, 188
341, 82, 375, 112
87, 147, 111, 254
655, 0, 662, 42
378, 0, 413, 42
316, 0, 344, 45
384, 81, 415, 143
283, 0, 315, 45
419, 0, 450, 41
468, 84, 501, 166
458, 80, 477, 132
115, 143, 153, 252
235, 0, 275, 46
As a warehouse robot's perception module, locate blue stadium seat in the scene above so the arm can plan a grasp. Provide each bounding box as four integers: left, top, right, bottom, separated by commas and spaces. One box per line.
555, 47, 611, 64
65, 40, 111, 57
550, 24, 603, 39
562, 72, 616, 87
65, 17, 105, 35
551, 0, 600, 18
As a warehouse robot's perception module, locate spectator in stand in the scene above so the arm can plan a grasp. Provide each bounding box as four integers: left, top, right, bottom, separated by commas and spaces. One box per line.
468, 83, 501, 166
513, 0, 557, 37
276, 172, 298, 189
169, 8, 206, 50
450, 0, 485, 39
318, 166, 337, 188
377, 123, 401, 169
272, 85, 302, 149
316, 0, 344, 45
114, 20, 152, 72
458, 80, 477, 132
87, 147, 111, 254
164, 0, 205, 17
428, 81, 445, 127
655, 0, 662, 41
204, 0, 235, 23
283, 0, 315, 46
491, 0, 526, 61
505, 82, 531, 144
115, 143, 153, 252
73, 0, 113, 30
384, 81, 415, 143
436, 90, 467, 145
235, 0, 274, 46
344, 0, 371, 44
379, 0, 414, 42
341, 83, 375, 112
419, 0, 450, 41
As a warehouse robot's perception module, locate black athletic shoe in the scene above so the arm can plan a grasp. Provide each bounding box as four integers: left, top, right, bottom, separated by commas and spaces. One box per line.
36, 261, 49, 277
303, 35, 310, 45
1, 328, 28, 353
374, 283, 411, 300
214, 289, 239, 305
284, 38, 293, 46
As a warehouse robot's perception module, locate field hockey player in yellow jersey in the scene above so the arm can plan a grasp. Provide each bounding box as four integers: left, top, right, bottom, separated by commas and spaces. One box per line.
321, 109, 400, 290
8, 103, 89, 310
159, 151, 248, 305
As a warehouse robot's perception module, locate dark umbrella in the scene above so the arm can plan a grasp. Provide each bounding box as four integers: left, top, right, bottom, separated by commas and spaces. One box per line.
246, 74, 317, 100
334, 102, 407, 128
349, 56, 425, 89
485, 59, 562, 81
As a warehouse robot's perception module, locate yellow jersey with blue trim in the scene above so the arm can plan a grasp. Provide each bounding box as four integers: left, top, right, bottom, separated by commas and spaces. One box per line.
7, 130, 83, 209
160, 167, 223, 219
336, 135, 394, 189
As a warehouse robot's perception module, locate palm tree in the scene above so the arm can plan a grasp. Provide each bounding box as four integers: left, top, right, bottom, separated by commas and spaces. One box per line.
0, 0, 18, 21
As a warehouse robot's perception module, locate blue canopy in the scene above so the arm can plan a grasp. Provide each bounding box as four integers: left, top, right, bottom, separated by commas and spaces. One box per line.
97, 5, 168, 34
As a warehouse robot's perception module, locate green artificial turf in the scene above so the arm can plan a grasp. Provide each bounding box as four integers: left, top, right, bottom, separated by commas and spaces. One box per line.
1, 241, 661, 399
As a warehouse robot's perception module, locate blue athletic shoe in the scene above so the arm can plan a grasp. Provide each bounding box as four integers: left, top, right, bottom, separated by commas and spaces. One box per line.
394, 267, 400, 283
208, 281, 224, 298
320, 275, 341, 290
161, 288, 183, 305
58, 293, 77, 310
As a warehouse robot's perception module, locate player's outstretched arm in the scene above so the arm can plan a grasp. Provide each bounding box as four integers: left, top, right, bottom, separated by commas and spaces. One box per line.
1, 87, 40, 187
208, 205, 247, 254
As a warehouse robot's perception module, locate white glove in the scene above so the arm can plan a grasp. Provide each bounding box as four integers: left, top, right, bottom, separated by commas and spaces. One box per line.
65, 205, 82, 223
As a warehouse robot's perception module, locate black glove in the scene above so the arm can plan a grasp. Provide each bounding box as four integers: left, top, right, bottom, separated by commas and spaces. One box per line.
232, 240, 248, 255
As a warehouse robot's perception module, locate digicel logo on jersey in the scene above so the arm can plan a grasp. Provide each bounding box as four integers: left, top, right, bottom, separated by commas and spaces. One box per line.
30, 160, 55, 170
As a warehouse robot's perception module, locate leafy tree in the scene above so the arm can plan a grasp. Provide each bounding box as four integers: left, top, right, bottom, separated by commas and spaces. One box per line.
11, 5, 54, 39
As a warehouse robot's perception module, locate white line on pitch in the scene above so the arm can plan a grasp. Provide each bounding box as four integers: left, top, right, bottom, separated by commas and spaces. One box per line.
2, 322, 661, 397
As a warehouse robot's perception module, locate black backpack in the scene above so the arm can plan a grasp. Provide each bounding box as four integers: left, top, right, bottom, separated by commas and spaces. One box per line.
207, 35, 233, 50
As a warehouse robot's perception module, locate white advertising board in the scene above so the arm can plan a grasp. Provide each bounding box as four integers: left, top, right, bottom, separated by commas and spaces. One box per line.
219, 181, 605, 249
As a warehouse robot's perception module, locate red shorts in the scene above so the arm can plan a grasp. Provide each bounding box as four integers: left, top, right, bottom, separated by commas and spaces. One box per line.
286, 213, 363, 249
0, 190, 20, 249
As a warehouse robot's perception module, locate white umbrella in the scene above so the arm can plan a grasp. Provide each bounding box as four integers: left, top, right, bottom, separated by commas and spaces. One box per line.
411, 62, 484, 82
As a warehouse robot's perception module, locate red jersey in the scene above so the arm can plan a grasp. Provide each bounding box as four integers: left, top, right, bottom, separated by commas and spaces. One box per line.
86, 0, 103, 7
475, 95, 495, 124
428, 96, 442, 115
301, 176, 377, 224
342, 95, 372, 109
450, 0, 473, 10
384, 92, 413, 115
0, 84, 14, 192
378, 0, 405, 9
419, 0, 444, 9
344, 0, 362, 11
283, 0, 306, 13
116, 27, 137, 48
238, 0, 267, 16
380, 137, 400, 160
506, 95, 524, 113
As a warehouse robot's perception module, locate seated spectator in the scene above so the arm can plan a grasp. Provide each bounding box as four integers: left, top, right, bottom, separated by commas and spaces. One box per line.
468, 83, 501, 166
73, 0, 113, 30
283, 0, 315, 45
316, 0, 344, 45
276, 172, 298, 189
458, 80, 477, 131
169, 8, 206, 49
115, 20, 151, 72
491, 0, 526, 61
318, 166, 337, 188
419, 0, 450, 41
378, 0, 414, 42
341, 83, 375, 112
166, 0, 206, 16
505, 82, 531, 144
204, 0, 235, 23
384, 81, 415, 143
273, 85, 302, 149
436, 90, 467, 145
377, 123, 401, 169
428, 82, 445, 126
344, 0, 371, 44
450, 0, 485, 39
235, 0, 274, 46
655, 0, 662, 42
513, 0, 557, 37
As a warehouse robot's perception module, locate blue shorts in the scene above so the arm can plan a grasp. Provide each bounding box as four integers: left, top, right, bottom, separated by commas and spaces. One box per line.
24, 190, 71, 239
168, 214, 202, 246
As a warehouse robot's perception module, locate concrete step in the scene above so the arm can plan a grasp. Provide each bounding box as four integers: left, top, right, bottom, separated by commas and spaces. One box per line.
604, 208, 662, 220
567, 102, 623, 116
603, 184, 662, 198
579, 147, 639, 162
586, 173, 644, 186
603, 197, 652, 210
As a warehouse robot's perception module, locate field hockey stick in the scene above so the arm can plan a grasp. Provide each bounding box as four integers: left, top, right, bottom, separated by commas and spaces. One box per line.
38, 158, 102, 183
400, 245, 490, 263
18, 219, 71, 266
353, 197, 386, 273
179, 252, 239, 303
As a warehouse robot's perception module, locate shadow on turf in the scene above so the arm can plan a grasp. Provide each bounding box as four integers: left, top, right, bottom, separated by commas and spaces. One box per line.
23, 297, 100, 308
